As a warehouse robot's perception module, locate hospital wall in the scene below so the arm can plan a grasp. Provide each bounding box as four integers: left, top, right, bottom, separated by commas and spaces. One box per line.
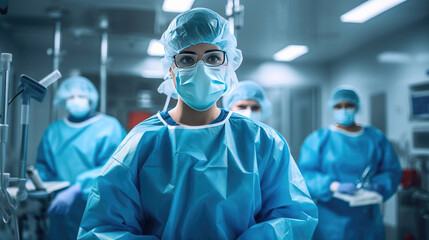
236, 60, 328, 87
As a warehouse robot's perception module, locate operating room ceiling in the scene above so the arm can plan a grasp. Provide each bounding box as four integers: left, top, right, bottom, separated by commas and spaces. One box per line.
1, 0, 429, 64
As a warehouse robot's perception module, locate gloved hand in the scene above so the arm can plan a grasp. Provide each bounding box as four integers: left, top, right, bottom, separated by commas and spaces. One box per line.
337, 183, 357, 195
48, 183, 81, 215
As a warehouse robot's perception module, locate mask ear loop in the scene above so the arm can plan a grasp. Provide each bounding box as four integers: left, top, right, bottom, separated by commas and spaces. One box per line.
162, 93, 171, 112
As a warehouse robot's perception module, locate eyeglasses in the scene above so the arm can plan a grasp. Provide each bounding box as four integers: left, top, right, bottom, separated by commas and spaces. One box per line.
174, 50, 226, 68
333, 102, 356, 109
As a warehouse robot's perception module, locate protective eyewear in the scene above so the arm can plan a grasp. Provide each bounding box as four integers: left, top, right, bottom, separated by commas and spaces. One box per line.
174, 50, 226, 68
333, 102, 356, 109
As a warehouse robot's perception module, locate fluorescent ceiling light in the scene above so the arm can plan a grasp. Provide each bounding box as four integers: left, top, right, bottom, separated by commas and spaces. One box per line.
341, 0, 407, 23
162, 0, 195, 13
273, 45, 309, 62
147, 39, 164, 57
254, 63, 302, 86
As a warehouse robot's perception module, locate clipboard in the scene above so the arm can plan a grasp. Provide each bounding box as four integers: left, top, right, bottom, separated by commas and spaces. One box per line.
333, 189, 383, 207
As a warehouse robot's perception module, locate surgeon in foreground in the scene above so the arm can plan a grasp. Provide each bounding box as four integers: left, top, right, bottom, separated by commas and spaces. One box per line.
298, 87, 402, 240
223, 80, 272, 122
78, 8, 317, 240
35, 76, 126, 240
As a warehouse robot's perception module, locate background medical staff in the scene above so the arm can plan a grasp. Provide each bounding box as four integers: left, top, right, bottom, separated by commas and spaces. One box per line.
35, 76, 126, 240
222, 80, 272, 121
298, 87, 402, 240
78, 8, 318, 240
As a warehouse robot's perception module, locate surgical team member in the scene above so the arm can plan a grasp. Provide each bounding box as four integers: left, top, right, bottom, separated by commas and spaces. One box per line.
298, 87, 402, 240
78, 8, 317, 240
222, 80, 272, 121
35, 76, 126, 240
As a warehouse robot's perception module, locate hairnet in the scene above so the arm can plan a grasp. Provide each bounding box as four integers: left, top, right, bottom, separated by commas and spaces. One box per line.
329, 87, 360, 111
223, 81, 272, 119
54, 76, 99, 111
160, 8, 242, 71
158, 8, 242, 98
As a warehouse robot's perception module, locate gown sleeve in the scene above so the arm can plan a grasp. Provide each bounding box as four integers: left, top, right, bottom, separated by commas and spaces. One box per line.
370, 131, 402, 200
78, 157, 159, 240
237, 132, 318, 240
76, 119, 127, 196
298, 130, 335, 202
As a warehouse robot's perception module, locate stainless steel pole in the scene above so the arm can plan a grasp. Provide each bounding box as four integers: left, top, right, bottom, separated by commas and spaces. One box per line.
99, 16, 108, 114
51, 19, 61, 121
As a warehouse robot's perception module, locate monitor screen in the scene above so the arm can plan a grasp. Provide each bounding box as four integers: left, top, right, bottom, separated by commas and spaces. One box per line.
410, 90, 429, 119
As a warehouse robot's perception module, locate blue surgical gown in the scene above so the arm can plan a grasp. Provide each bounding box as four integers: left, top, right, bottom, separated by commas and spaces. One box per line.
78, 112, 318, 240
298, 125, 402, 240
35, 114, 126, 240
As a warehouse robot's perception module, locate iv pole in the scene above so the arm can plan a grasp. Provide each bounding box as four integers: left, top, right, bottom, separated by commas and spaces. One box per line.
47, 8, 63, 121
99, 15, 109, 114
0, 52, 61, 240
226, 0, 244, 38
0, 53, 18, 239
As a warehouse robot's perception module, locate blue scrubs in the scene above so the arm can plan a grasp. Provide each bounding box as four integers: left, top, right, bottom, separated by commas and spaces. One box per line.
35, 114, 126, 240
78, 111, 318, 240
298, 125, 402, 240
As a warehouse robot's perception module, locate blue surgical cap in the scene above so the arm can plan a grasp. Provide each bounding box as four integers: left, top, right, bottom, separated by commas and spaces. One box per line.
223, 81, 272, 120
160, 8, 243, 73
329, 87, 360, 111
54, 76, 99, 111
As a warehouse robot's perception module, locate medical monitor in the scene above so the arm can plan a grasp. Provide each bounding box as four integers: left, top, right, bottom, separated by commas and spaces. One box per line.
410, 82, 429, 120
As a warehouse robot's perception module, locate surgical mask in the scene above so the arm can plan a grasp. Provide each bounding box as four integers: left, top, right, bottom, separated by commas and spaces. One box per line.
334, 108, 355, 126
250, 112, 263, 122
234, 109, 251, 118
174, 61, 227, 111
66, 97, 91, 118
234, 109, 263, 122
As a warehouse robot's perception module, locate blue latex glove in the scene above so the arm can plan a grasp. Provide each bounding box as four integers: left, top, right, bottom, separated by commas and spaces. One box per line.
337, 183, 357, 195
48, 184, 81, 215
